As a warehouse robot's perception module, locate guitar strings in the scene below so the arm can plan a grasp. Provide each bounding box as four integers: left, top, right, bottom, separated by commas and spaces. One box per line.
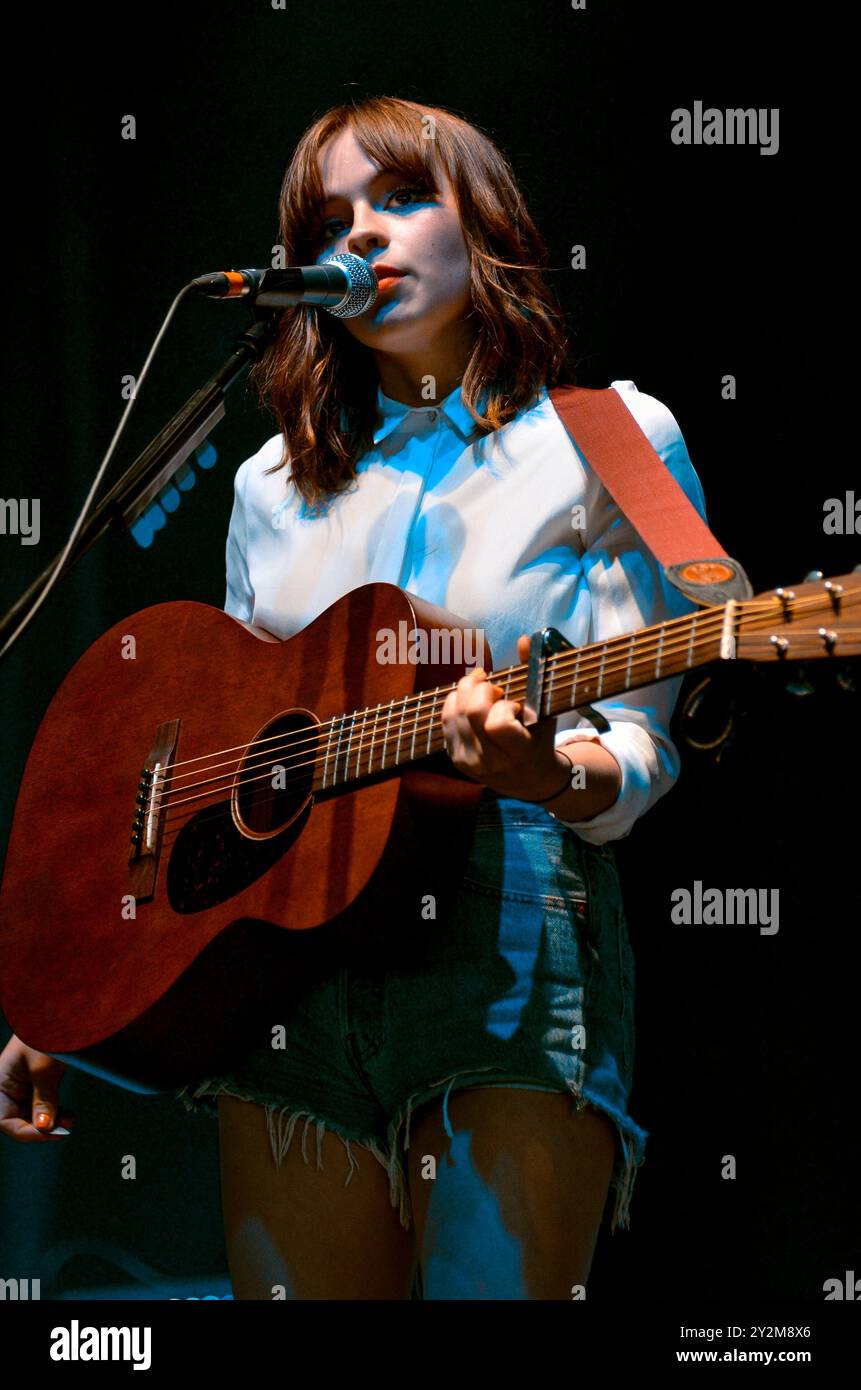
157, 612, 733, 813
155, 624, 861, 847
153, 598, 763, 788
152, 617, 859, 846
150, 593, 852, 825
153, 601, 735, 774
157, 588, 845, 796
150, 592, 842, 785
155, 599, 852, 821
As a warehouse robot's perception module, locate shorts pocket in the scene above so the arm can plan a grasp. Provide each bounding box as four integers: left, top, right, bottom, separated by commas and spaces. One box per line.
580, 844, 634, 1029
462, 822, 590, 910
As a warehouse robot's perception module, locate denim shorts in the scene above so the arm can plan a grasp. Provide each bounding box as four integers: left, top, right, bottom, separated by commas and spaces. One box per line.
175, 787, 648, 1234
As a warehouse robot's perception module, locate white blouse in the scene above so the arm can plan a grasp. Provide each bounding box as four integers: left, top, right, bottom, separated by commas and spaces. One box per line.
224, 378, 708, 844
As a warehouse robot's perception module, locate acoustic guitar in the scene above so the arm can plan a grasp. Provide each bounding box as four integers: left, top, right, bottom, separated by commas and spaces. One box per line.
0, 570, 857, 1093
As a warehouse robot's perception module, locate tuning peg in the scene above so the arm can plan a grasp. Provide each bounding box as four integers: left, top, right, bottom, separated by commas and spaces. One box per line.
774, 588, 795, 616
823, 580, 844, 612
803, 569, 824, 582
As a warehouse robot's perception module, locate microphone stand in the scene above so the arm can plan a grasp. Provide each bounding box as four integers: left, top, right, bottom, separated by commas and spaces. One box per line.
0, 312, 280, 653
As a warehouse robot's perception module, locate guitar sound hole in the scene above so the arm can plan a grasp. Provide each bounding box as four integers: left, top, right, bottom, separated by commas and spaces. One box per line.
233, 710, 317, 838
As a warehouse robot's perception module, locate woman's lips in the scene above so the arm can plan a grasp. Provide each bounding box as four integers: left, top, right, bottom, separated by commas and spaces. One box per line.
373, 266, 407, 292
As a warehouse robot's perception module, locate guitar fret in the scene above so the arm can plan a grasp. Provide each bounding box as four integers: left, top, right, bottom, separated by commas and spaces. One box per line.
410, 692, 421, 762
369, 703, 381, 776
356, 705, 369, 779
686, 612, 697, 668
571, 648, 581, 707
344, 712, 357, 784
394, 695, 408, 766
545, 658, 556, 717
426, 690, 437, 755
381, 699, 395, 770
344, 717, 356, 783
332, 714, 346, 786
596, 643, 607, 699
345, 713, 356, 782
323, 716, 336, 788
625, 633, 635, 689
655, 622, 666, 679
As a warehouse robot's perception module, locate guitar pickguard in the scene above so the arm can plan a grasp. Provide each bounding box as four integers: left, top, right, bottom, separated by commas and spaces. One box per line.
166, 796, 311, 914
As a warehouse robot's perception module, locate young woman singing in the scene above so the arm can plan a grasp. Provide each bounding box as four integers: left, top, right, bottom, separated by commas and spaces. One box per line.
0, 95, 707, 1301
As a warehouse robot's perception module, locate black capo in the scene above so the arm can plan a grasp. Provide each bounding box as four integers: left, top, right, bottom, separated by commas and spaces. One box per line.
521, 626, 610, 733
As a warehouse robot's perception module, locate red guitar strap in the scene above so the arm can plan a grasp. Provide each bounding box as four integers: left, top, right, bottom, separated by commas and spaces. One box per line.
549, 385, 752, 606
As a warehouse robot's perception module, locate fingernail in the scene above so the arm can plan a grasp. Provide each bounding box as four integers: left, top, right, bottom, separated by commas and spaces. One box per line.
34, 1112, 52, 1128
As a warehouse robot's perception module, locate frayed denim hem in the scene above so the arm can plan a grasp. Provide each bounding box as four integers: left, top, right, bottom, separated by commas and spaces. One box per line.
565, 1077, 647, 1234
382, 1063, 646, 1236
174, 1078, 414, 1231
174, 1065, 647, 1236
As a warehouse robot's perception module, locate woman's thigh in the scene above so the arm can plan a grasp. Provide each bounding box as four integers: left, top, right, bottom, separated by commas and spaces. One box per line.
217, 1095, 416, 1300
406, 1087, 616, 1300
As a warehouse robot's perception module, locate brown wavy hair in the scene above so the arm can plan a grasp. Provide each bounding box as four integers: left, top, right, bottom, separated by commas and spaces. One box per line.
249, 95, 577, 509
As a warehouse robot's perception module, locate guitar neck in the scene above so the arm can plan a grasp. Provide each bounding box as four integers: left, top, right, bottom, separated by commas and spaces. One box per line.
315, 599, 735, 793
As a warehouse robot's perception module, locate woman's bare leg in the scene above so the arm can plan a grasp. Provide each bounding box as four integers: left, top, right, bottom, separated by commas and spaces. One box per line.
217, 1094, 416, 1300
406, 1088, 616, 1299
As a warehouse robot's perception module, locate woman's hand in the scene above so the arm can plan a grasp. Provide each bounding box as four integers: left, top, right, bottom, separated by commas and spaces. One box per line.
440, 633, 571, 802
441, 633, 623, 819
0, 1033, 76, 1144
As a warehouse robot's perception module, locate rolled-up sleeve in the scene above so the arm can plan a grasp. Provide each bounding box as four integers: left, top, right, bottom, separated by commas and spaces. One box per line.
224, 458, 254, 622
552, 382, 709, 844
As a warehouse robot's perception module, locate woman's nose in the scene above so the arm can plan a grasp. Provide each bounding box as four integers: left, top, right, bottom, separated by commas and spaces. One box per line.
347, 233, 386, 260
347, 208, 388, 258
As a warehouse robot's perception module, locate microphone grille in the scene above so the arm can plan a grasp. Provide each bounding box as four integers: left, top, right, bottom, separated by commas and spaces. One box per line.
322, 253, 378, 318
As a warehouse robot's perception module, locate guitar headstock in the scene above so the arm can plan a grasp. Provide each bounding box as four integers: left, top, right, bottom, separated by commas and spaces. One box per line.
736, 567, 861, 662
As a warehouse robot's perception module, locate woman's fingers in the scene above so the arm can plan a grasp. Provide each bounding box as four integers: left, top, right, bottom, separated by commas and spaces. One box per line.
442, 665, 531, 775
442, 667, 495, 746
462, 677, 508, 742
481, 698, 530, 742
0, 1037, 74, 1143
439, 635, 562, 796
30, 1064, 74, 1137
0, 1111, 74, 1142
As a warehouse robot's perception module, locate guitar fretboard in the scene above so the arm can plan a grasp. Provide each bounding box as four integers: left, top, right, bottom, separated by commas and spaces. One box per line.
313, 602, 732, 791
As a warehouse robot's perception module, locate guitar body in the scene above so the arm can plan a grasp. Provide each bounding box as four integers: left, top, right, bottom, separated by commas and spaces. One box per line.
3, 564, 856, 1094
0, 583, 488, 1093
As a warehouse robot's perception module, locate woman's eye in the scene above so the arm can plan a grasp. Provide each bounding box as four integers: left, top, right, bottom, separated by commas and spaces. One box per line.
319, 186, 433, 241
387, 184, 431, 206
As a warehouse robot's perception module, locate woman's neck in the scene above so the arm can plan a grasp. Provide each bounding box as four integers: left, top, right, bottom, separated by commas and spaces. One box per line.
373, 319, 477, 408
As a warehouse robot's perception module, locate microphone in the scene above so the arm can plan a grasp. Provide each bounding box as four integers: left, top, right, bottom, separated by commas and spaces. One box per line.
188, 253, 378, 319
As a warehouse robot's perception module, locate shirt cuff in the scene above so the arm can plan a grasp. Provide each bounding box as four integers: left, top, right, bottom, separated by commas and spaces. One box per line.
550, 724, 665, 845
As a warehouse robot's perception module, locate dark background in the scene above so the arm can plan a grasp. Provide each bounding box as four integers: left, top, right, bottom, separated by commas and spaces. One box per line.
0, 0, 857, 1302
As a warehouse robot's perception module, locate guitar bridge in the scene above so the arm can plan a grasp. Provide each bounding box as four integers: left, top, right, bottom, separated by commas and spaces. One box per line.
128, 719, 180, 901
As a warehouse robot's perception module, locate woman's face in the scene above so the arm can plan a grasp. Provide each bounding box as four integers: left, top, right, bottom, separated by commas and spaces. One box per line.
312, 127, 473, 359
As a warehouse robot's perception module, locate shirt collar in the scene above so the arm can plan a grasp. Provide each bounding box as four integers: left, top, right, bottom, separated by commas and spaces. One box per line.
372, 381, 485, 445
